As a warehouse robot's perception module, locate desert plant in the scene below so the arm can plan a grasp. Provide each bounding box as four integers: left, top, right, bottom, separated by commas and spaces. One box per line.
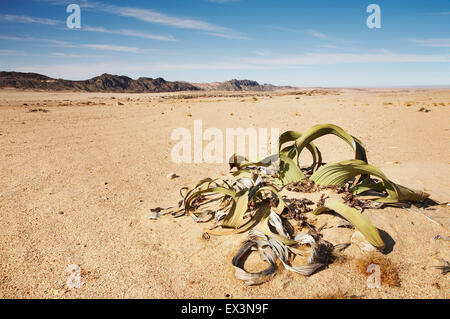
165, 123, 429, 285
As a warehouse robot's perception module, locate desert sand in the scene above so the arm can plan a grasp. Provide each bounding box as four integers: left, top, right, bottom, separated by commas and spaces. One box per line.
0, 88, 449, 298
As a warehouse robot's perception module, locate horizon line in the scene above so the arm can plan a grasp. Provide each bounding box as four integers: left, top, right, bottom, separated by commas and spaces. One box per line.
1, 70, 449, 89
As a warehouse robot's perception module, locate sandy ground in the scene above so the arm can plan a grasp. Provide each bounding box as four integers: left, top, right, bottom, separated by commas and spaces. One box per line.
0, 88, 449, 299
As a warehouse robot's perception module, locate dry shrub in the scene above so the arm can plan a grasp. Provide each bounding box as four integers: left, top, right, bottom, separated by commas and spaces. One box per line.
357, 253, 400, 287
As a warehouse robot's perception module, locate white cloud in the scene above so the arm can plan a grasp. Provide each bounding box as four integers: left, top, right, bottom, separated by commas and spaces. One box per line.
82, 26, 176, 41
0, 49, 28, 56
244, 52, 450, 66
203, 31, 248, 40
253, 50, 272, 57
9, 50, 449, 81
269, 26, 329, 40
151, 52, 450, 70
103, 6, 222, 31
411, 38, 450, 48
319, 44, 345, 49
0, 35, 22, 41
0, 34, 71, 45
51, 52, 107, 58
269, 26, 350, 47
39, 0, 245, 40
0, 14, 59, 25
307, 30, 328, 40
82, 44, 141, 53
148, 62, 262, 71
0, 34, 145, 53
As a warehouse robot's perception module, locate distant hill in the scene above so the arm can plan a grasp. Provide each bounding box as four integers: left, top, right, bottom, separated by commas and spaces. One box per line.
0, 72, 199, 93
0, 72, 295, 93
194, 79, 294, 91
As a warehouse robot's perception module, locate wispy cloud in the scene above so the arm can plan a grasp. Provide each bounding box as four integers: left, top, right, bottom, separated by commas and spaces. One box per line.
82, 26, 176, 41
151, 52, 449, 69
319, 44, 345, 50
101, 3, 244, 39
0, 34, 70, 46
103, 6, 217, 30
48, 40, 143, 53
269, 26, 349, 45
0, 49, 28, 56
148, 52, 450, 71
411, 38, 450, 48
10, 51, 449, 81
0, 35, 23, 41
40, 0, 245, 40
307, 30, 328, 40
243, 52, 450, 66
83, 44, 141, 53
253, 50, 272, 57
51, 52, 107, 58
0, 34, 145, 53
149, 61, 262, 71
203, 31, 247, 40
269, 26, 329, 40
0, 13, 59, 25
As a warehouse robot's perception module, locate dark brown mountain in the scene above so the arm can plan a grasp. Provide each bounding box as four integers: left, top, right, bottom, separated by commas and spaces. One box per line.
0, 72, 294, 92
0, 72, 199, 93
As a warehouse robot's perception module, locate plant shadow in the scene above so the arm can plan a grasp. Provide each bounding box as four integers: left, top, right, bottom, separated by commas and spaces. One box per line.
378, 228, 395, 255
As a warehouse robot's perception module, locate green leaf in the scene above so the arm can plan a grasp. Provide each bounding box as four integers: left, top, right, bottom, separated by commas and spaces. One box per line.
279, 130, 322, 171
278, 154, 305, 185
310, 159, 429, 203
222, 189, 250, 228
293, 124, 367, 165
315, 200, 385, 249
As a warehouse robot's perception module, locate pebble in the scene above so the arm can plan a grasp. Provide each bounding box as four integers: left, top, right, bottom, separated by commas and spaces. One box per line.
166, 173, 179, 180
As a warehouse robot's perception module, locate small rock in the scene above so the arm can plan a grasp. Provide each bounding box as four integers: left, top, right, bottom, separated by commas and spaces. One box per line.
166, 173, 179, 180
148, 208, 161, 220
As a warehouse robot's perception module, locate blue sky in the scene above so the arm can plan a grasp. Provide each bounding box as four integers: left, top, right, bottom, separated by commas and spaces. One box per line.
0, 0, 449, 87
